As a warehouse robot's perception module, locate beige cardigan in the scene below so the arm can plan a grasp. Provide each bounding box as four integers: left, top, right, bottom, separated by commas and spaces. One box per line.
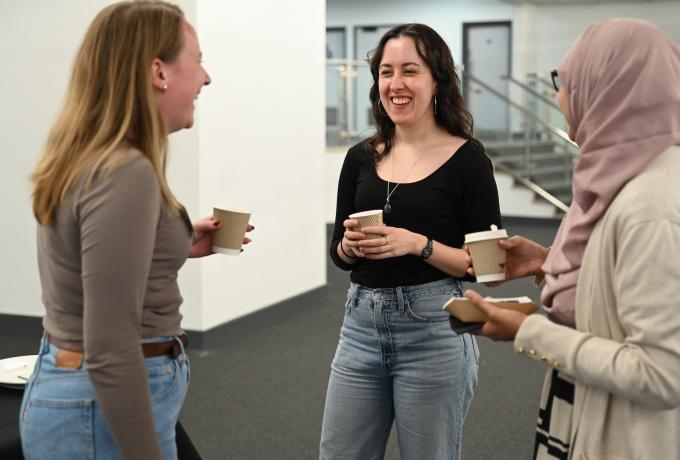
515, 145, 680, 460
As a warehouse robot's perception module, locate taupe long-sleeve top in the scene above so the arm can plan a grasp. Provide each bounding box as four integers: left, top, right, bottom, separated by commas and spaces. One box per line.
37, 147, 192, 460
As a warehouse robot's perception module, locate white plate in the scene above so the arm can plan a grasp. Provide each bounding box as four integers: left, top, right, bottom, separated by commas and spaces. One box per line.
0, 355, 38, 389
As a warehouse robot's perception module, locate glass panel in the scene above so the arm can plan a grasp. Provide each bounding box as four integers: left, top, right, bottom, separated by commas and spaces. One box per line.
326, 62, 346, 147
326, 28, 345, 59
353, 64, 374, 140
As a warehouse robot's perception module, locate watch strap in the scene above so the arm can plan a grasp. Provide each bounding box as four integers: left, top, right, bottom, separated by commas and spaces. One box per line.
421, 237, 433, 259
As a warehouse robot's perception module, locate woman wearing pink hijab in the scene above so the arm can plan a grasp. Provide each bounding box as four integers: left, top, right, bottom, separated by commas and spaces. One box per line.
466, 18, 680, 459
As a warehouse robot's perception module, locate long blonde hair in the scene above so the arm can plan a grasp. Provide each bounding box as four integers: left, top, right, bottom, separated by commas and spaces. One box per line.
32, 1, 185, 226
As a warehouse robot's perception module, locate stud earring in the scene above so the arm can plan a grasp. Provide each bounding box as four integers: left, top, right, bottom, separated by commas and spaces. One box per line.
434, 95, 437, 115
162, 84, 168, 92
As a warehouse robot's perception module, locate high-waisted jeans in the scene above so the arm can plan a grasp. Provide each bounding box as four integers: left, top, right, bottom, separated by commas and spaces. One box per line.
19, 334, 190, 460
320, 278, 479, 460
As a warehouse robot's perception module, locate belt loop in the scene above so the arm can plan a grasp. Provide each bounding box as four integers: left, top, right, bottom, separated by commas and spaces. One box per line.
172, 334, 188, 358
40, 330, 49, 356
396, 286, 406, 313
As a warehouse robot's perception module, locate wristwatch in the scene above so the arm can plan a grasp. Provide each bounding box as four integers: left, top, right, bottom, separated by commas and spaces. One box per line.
421, 237, 433, 259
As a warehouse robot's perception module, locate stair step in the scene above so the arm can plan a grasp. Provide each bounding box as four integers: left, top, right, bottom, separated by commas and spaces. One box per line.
536, 179, 572, 193
554, 192, 573, 205
529, 164, 573, 177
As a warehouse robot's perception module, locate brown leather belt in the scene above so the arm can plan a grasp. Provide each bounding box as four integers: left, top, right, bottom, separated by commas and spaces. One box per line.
48, 334, 189, 369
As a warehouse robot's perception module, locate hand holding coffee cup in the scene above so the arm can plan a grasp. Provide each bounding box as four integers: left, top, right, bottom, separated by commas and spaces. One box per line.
465, 225, 509, 283
348, 210, 383, 239
212, 206, 252, 255
189, 215, 222, 258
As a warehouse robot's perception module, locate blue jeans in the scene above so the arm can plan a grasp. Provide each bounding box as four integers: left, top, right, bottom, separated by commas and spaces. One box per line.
320, 278, 479, 460
19, 335, 190, 460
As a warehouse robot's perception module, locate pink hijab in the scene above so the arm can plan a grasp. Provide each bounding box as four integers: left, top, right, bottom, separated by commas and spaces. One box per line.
541, 19, 680, 326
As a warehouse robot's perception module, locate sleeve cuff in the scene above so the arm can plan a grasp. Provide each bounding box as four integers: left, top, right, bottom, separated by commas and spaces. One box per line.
514, 314, 572, 372
330, 240, 356, 271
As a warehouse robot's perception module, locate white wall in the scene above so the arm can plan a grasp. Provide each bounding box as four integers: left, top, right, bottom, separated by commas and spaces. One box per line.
195, 0, 326, 330
0, 0, 326, 331
0, 0, 140, 318
531, 2, 680, 76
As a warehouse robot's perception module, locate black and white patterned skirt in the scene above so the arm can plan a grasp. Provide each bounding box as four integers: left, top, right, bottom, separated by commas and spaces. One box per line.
533, 369, 575, 459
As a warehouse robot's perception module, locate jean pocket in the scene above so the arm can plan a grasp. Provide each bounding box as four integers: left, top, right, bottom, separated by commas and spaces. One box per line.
405, 295, 451, 322
22, 397, 94, 460
147, 360, 179, 401
344, 290, 357, 314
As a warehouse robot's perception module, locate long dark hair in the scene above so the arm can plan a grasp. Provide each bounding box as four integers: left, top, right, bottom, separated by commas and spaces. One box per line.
365, 23, 481, 162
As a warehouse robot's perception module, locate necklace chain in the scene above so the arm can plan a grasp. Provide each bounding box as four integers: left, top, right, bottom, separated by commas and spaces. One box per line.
384, 149, 424, 215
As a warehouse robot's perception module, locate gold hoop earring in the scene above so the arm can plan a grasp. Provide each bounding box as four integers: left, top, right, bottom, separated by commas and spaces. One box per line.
434, 95, 437, 115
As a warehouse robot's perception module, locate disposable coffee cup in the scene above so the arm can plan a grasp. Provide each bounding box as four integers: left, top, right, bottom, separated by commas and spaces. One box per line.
464, 225, 508, 283
348, 210, 383, 240
212, 206, 251, 255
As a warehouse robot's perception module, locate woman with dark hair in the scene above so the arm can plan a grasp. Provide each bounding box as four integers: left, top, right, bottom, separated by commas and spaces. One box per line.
320, 23, 501, 459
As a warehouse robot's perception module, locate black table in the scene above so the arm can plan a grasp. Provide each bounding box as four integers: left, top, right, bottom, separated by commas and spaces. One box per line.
0, 386, 201, 459
0, 387, 22, 459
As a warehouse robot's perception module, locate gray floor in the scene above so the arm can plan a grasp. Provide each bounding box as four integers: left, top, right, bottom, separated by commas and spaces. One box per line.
1, 217, 559, 460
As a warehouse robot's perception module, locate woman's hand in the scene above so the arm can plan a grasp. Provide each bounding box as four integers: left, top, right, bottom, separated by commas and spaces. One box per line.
466, 289, 528, 341
355, 225, 423, 260
466, 235, 549, 284
340, 219, 366, 259
189, 216, 254, 258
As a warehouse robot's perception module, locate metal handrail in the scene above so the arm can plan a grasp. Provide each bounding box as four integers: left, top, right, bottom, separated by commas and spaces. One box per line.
502, 75, 562, 111
465, 71, 576, 212
493, 162, 570, 213
527, 72, 555, 91
465, 72, 578, 149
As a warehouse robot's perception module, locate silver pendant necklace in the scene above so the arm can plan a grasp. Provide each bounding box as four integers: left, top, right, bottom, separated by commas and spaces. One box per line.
384, 149, 424, 215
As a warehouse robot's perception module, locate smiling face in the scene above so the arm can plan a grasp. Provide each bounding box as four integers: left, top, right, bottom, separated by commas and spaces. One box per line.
155, 21, 211, 133
378, 36, 437, 129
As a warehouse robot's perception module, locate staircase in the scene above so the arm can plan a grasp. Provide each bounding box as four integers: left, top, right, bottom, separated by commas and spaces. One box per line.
483, 139, 575, 207
466, 72, 579, 216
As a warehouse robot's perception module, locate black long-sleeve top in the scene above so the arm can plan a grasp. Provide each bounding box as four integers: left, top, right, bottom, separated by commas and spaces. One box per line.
330, 139, 502, 288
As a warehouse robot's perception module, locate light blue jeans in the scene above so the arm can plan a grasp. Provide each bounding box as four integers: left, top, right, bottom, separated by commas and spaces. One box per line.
19, 334, 190, 460
320, 278, 479, 460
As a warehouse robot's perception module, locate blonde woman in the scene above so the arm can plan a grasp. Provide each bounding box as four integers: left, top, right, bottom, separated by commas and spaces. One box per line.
19, 2, 248, 459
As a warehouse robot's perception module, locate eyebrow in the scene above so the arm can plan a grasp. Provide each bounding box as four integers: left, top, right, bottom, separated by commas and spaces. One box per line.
379, 62, 421, 69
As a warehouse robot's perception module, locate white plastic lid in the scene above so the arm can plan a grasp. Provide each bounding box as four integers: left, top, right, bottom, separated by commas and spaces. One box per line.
349, 209, 382, 218
464, 224, 508, 243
